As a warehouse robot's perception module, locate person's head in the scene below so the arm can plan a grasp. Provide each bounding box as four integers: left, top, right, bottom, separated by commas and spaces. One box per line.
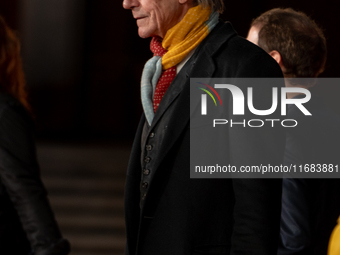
247, 8, 327, 80
0, 16, 30, 111
122, 0, 224, 38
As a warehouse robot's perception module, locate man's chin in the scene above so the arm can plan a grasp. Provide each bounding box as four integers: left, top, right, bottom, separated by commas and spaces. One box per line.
138, 32, 149, 39
138, 29, 151, 39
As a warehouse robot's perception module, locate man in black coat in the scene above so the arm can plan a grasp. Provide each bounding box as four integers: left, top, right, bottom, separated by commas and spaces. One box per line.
123, 0, 285, 254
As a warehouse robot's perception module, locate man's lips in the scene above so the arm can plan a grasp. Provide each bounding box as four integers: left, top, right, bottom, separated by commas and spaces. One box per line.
134, 16, 146, 20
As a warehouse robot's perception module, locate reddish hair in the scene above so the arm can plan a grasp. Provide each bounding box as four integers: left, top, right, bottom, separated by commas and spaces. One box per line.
0, 16, 30, 112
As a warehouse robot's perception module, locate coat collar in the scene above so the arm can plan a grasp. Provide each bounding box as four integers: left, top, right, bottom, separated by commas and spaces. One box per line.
150, 21, 237, 128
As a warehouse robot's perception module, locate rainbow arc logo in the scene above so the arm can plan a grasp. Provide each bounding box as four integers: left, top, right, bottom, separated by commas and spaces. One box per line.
197, 82, 222, 115
197, 82, 222, 106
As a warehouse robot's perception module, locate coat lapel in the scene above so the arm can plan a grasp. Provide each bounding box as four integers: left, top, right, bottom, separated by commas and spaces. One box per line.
144, 22, 238, 178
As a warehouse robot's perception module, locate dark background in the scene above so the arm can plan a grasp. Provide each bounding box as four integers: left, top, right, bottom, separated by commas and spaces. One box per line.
0, 0, 339, 142
0, 1, 339, 254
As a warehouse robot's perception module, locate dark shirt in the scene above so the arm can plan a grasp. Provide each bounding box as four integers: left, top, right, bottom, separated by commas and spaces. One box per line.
279, 94, 340, 255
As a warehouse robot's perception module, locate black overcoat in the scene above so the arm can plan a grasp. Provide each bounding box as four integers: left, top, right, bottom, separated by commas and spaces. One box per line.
125, 21, 285, 255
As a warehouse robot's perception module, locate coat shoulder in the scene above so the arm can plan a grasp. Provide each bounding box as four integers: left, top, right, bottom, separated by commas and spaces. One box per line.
205, 22, 282, 77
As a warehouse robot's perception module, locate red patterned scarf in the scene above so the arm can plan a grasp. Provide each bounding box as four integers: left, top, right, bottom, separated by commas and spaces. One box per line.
150, 37, 177, 112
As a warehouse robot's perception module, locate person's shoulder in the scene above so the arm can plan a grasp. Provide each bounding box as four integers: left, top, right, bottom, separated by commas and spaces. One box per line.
229, 38, 277, 71
0, 92, 23, 110
0, 93, 32, 130
288, 95, 340, 142
208, 22, 282, 77
289, 95, 340, 120
211, 21, 270, 58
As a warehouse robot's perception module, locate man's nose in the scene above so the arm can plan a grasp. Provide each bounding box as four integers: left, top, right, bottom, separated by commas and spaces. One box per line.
122, 0, 139, 9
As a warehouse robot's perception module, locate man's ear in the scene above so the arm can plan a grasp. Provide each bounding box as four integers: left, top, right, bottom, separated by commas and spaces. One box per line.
269, 50, 284, 69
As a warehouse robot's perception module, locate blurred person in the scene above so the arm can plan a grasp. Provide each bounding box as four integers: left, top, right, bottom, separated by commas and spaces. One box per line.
247, 8, 340, 255
0, 16, 70, 255
122, 0, 286, 254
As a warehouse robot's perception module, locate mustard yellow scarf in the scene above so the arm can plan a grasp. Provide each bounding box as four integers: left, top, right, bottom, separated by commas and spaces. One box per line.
162, 5, 218, 69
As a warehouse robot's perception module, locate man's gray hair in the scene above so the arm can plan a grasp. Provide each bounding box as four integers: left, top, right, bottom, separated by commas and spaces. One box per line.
195, 0, 224, 13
